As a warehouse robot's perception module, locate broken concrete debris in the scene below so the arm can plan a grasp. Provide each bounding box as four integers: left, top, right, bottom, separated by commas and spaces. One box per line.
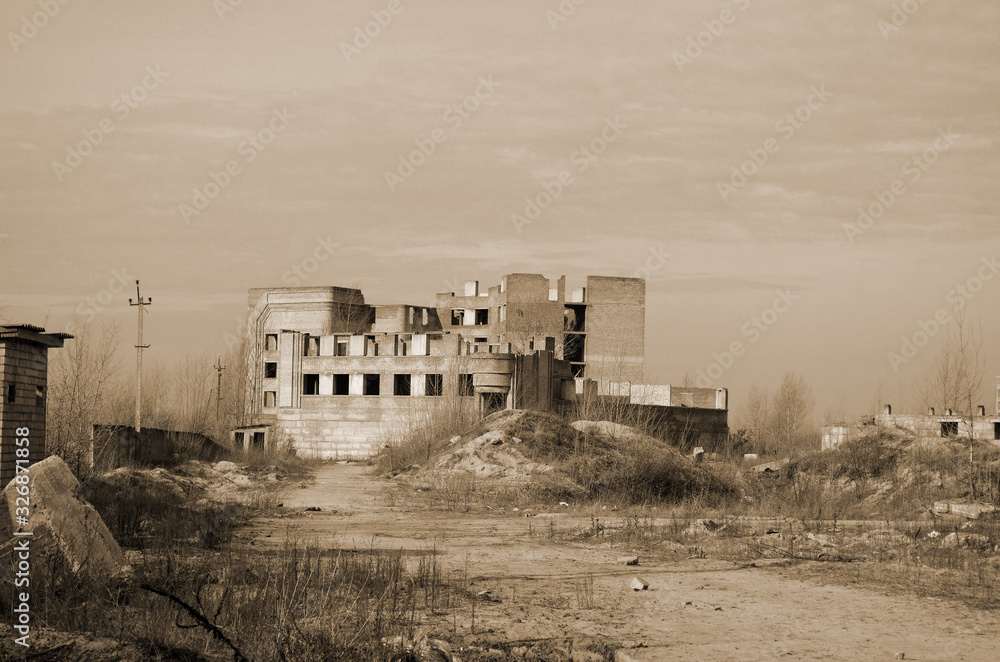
630, 576, 649, 591
1, 455, 125, 578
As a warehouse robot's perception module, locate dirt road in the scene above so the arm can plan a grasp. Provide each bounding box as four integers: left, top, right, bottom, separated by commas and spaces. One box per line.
245, 463, 1000, 661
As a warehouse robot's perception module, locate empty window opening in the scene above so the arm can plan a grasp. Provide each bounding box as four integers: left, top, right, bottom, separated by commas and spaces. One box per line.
303, 335, 320, 357
994, 422, 1000, 440
474, 337, 487, 343
336, 336, 349, 356
333, 374, 349, 395
363, 374, 380, 396
458, 374, 475, 397
35, 386, 44, 406
264, 362, 277, 379
564, 334, 585, 363
252, 432, 265, 449
422, 309, 429, 325
564, 305, 586, 332
265, 334, 278, 351
234, 432, 245, 447
941, 421, 958, 437
426, 374, 443, 397
475, 308, 489, 325
303, 374, 320, 395
264, 391, 276, 407
451, 309, 465, 325
6, 384, 14, 404
481, 392, 506, 415
394, 374, 411, 396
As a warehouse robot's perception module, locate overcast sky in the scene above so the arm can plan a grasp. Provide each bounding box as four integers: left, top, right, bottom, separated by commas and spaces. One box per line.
2, 0, 998, 423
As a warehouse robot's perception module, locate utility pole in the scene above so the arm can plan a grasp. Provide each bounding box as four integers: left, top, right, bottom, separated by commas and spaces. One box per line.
214, 356, 226, 426
129, 281, 152, 433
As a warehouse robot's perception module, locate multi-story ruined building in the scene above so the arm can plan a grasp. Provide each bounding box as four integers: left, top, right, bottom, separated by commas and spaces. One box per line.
0, 325, 70, 486
241, 274, 727, 458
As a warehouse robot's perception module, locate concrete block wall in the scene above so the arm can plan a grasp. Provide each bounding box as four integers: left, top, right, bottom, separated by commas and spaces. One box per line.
583, 276, 644, 383
279, 395, 477, 459
0, 343, 49, 486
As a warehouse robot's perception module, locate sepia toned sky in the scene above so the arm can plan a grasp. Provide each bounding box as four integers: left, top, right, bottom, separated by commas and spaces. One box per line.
1, 0, 998, 423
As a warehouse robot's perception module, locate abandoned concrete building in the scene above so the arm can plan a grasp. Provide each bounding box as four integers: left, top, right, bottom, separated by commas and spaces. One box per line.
240, 274, 728, 459
0, 324, 70, 486
822, 398, 1000, 451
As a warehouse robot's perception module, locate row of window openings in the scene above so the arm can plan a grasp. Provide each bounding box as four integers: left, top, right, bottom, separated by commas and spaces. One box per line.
451, 309, 490, 326
265, 334, 359, 357
264, 304, 584, 354
263, 374, 475, 405
940, 421, 1000, 439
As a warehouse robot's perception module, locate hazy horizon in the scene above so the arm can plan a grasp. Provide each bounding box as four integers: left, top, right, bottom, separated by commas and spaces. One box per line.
2, 0, 998, 425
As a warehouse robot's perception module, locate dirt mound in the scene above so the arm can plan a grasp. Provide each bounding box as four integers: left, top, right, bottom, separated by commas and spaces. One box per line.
408, 410, 734, 504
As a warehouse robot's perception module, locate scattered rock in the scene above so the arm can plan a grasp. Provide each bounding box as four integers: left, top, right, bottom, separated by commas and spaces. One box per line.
617, 556, 640, 566
213, 460, 240, 473
305, 506, 321, 512
685, 519, 727, 535
630, 576, 649, 591
691, 447, 705, 462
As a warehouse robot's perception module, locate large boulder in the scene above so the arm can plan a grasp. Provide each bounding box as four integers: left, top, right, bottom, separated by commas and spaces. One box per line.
1, 455, 125, 577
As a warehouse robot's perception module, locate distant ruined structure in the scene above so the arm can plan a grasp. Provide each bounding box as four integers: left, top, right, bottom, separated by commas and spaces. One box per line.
0, 325, 70, 486
240, 274, 728, 458
822, 398, 1000, 451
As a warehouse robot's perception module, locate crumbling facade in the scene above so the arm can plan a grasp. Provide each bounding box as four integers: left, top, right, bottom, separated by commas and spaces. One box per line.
822, 402, 1000, 451
0, 325, 70, 486
243, 275, 727, 458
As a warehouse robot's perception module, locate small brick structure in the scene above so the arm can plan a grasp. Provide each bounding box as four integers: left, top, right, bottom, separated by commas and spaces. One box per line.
0, 325, 70, 487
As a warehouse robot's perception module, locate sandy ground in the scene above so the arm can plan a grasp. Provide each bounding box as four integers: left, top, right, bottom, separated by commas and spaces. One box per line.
244, 463, 1000, 662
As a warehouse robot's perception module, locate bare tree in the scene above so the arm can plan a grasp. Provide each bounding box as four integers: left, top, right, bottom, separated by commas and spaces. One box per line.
171, 353, 215, 435
737, 384, 770, 453
952, 314, 985, 497
46, 319, 124, 475
769, 372, 815, 456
